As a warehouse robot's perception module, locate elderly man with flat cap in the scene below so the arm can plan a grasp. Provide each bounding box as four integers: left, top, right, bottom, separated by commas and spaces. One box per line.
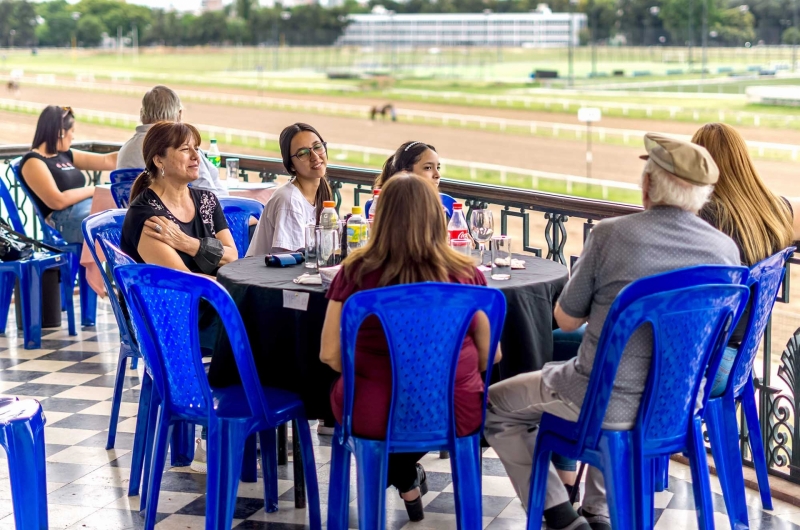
485, 133, 740, 530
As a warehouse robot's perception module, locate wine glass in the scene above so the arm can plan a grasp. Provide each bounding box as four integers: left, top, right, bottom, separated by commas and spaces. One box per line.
470, 209, 494, 266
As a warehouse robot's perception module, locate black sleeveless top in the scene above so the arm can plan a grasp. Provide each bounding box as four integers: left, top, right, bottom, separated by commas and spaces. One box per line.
19, 150, 86, 218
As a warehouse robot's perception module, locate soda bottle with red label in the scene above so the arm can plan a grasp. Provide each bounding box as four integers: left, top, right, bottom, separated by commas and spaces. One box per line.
448, 203, 469, 243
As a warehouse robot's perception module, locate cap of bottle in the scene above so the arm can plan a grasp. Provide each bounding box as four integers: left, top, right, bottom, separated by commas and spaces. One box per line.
453, 203, 463, 210
210, 139, 217, 143
352, 206, 363, 214
373, 189, 381, 195
323, 201, 336, 208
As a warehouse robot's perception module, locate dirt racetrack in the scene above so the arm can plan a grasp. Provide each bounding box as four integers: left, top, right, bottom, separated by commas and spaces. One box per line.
6, 85, 800, 196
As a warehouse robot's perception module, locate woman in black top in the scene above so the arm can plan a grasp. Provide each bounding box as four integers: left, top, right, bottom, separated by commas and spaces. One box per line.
121, 121, 237, 474
19, 106, 117, 243
120, 121, 237, 275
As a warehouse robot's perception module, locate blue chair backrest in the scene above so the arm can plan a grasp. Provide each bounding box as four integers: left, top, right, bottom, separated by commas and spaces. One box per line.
364, 193, 454, 219
0, 165, 28, 235
10, 158, 64, 245
440, 193, 456, 218
82, 209, 135, 343
572, 265, 749, 453
114, 264, 269, 421
110, 168, 142, 184
220, 197, 264, 259
110, 180, 134, 209
726, 247, 795, 397
340, 282, 506, 449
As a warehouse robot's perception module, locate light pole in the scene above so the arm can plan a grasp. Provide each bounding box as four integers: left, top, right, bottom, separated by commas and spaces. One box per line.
280, 11, 291, 70
388, 10, 396, 76
688, 0, 694, 71
701, 0, 708, 79
568, 0, 579, 87
789, 0, 797, 72
649, 6, 660, 50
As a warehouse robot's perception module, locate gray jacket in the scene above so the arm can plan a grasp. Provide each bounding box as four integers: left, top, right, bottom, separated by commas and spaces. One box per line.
116, 124, 229, 197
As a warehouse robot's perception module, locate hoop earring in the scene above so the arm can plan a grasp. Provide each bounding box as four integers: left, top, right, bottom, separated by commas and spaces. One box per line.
161, 167, 165, 177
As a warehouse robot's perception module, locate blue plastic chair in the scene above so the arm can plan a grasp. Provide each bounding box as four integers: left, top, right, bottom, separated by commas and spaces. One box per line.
0, 396, 49, 529
702, 247, 794, 527
0, 174, 75, 349
220, 197, 264, 258
109, 168, 143, 184
110, 180, 135, 208
327, 282, 507, 530
10, 158, 97, 327
81, 210, 141, 451
526, 265, 750, 530
365, 192, 455, 219
114, 264, 321, 530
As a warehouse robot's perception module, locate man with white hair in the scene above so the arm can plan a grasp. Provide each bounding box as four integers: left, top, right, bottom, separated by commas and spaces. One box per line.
484, 133, 740, 530
117, 85, 228, 196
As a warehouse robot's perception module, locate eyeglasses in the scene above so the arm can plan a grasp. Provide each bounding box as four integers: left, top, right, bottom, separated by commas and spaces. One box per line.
291, 142, 327, 162
61, 106, 73, 119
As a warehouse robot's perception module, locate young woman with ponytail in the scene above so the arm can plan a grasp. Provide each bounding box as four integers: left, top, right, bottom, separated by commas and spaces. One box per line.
246, 122, 333, 256
374, 140, 440, 190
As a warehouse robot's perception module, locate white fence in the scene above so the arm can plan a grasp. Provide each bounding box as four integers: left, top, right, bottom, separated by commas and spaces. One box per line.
4, 75, 799, 160
0, 97, 640, 201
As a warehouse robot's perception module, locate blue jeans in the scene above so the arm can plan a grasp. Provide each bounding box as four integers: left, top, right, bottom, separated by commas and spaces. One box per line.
710, 346, 737, 398
47, 198, 93, 244
549, 326, 587, 472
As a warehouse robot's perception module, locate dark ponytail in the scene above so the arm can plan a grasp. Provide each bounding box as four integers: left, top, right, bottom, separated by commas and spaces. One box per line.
130, 121, 202, 201
279, 122, 332, 223
375, 141, 436, 189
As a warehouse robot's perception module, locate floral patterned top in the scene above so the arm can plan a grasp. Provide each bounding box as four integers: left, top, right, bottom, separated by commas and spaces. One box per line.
122, 187, 229, 274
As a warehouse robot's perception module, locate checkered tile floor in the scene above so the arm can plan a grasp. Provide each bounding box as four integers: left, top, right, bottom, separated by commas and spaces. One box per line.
0, 300, 799, 529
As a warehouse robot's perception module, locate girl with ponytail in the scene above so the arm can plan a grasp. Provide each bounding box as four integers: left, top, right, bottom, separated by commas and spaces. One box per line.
246, 122, 333, 256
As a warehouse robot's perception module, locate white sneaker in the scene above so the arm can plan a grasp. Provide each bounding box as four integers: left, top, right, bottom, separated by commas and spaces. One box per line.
190, 438, 207, 473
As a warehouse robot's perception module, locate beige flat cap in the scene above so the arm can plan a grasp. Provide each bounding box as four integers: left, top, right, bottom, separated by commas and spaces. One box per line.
639, 132, 719, 186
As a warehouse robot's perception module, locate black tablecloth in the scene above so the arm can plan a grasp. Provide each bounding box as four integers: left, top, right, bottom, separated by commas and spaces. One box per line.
208, 255, 569, 419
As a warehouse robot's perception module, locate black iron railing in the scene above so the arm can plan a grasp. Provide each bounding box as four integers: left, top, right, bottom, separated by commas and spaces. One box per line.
2, 140, 799, 485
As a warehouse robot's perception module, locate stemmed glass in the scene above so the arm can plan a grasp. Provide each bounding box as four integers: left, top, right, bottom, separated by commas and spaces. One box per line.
470, 209, 494, 266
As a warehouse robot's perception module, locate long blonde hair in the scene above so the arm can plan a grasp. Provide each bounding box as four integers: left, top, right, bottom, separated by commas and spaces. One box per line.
343, 173, 474, 287
692, 123, 793, 266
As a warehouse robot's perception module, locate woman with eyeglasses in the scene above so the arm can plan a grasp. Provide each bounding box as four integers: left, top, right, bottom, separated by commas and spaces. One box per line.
246, 122, 333, 256
19, 105, 118, 243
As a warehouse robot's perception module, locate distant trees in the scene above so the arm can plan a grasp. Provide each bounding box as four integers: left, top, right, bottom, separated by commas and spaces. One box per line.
0, 0, 795, 48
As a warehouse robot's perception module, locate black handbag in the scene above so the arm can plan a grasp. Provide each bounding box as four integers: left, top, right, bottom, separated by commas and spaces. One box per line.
0, 219, 63, 261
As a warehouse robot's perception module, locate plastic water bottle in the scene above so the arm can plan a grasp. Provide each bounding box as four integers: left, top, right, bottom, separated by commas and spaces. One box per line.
318, 200, 340, 267
207, 139, 221, 168
448, 203, 469, 244
368, 189, 380, 220
346, 206, 367, 252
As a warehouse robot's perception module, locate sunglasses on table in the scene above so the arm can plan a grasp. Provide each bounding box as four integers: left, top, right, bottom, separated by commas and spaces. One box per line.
291, 142, 327, 162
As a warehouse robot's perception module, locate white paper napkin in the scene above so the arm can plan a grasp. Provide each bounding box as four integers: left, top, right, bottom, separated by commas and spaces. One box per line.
511, 259, 526, 270
293, 273, 322, 285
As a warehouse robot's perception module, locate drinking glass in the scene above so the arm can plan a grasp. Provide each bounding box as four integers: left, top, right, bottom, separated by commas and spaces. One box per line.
470, 209, 494, 266
304, 223, 318, 270
316, 227, 341, 269
490, 235, 512, 280
450, 239, 472, 258
225, 158, 240, 184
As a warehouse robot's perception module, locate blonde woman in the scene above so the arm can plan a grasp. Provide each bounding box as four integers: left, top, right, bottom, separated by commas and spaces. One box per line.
693, 122, 800, 395
320, 174, 501, 523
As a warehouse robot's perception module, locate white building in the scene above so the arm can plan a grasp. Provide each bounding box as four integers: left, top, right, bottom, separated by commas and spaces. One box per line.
336, 8, 587, 48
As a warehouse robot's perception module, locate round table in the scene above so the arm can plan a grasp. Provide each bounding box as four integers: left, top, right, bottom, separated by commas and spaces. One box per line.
209, 254, 569, 419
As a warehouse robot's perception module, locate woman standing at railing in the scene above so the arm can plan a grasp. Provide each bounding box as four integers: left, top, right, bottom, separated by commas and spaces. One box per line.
246, 122, 333, 256
692, 122, 800, 394
18, 105, 117, 243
